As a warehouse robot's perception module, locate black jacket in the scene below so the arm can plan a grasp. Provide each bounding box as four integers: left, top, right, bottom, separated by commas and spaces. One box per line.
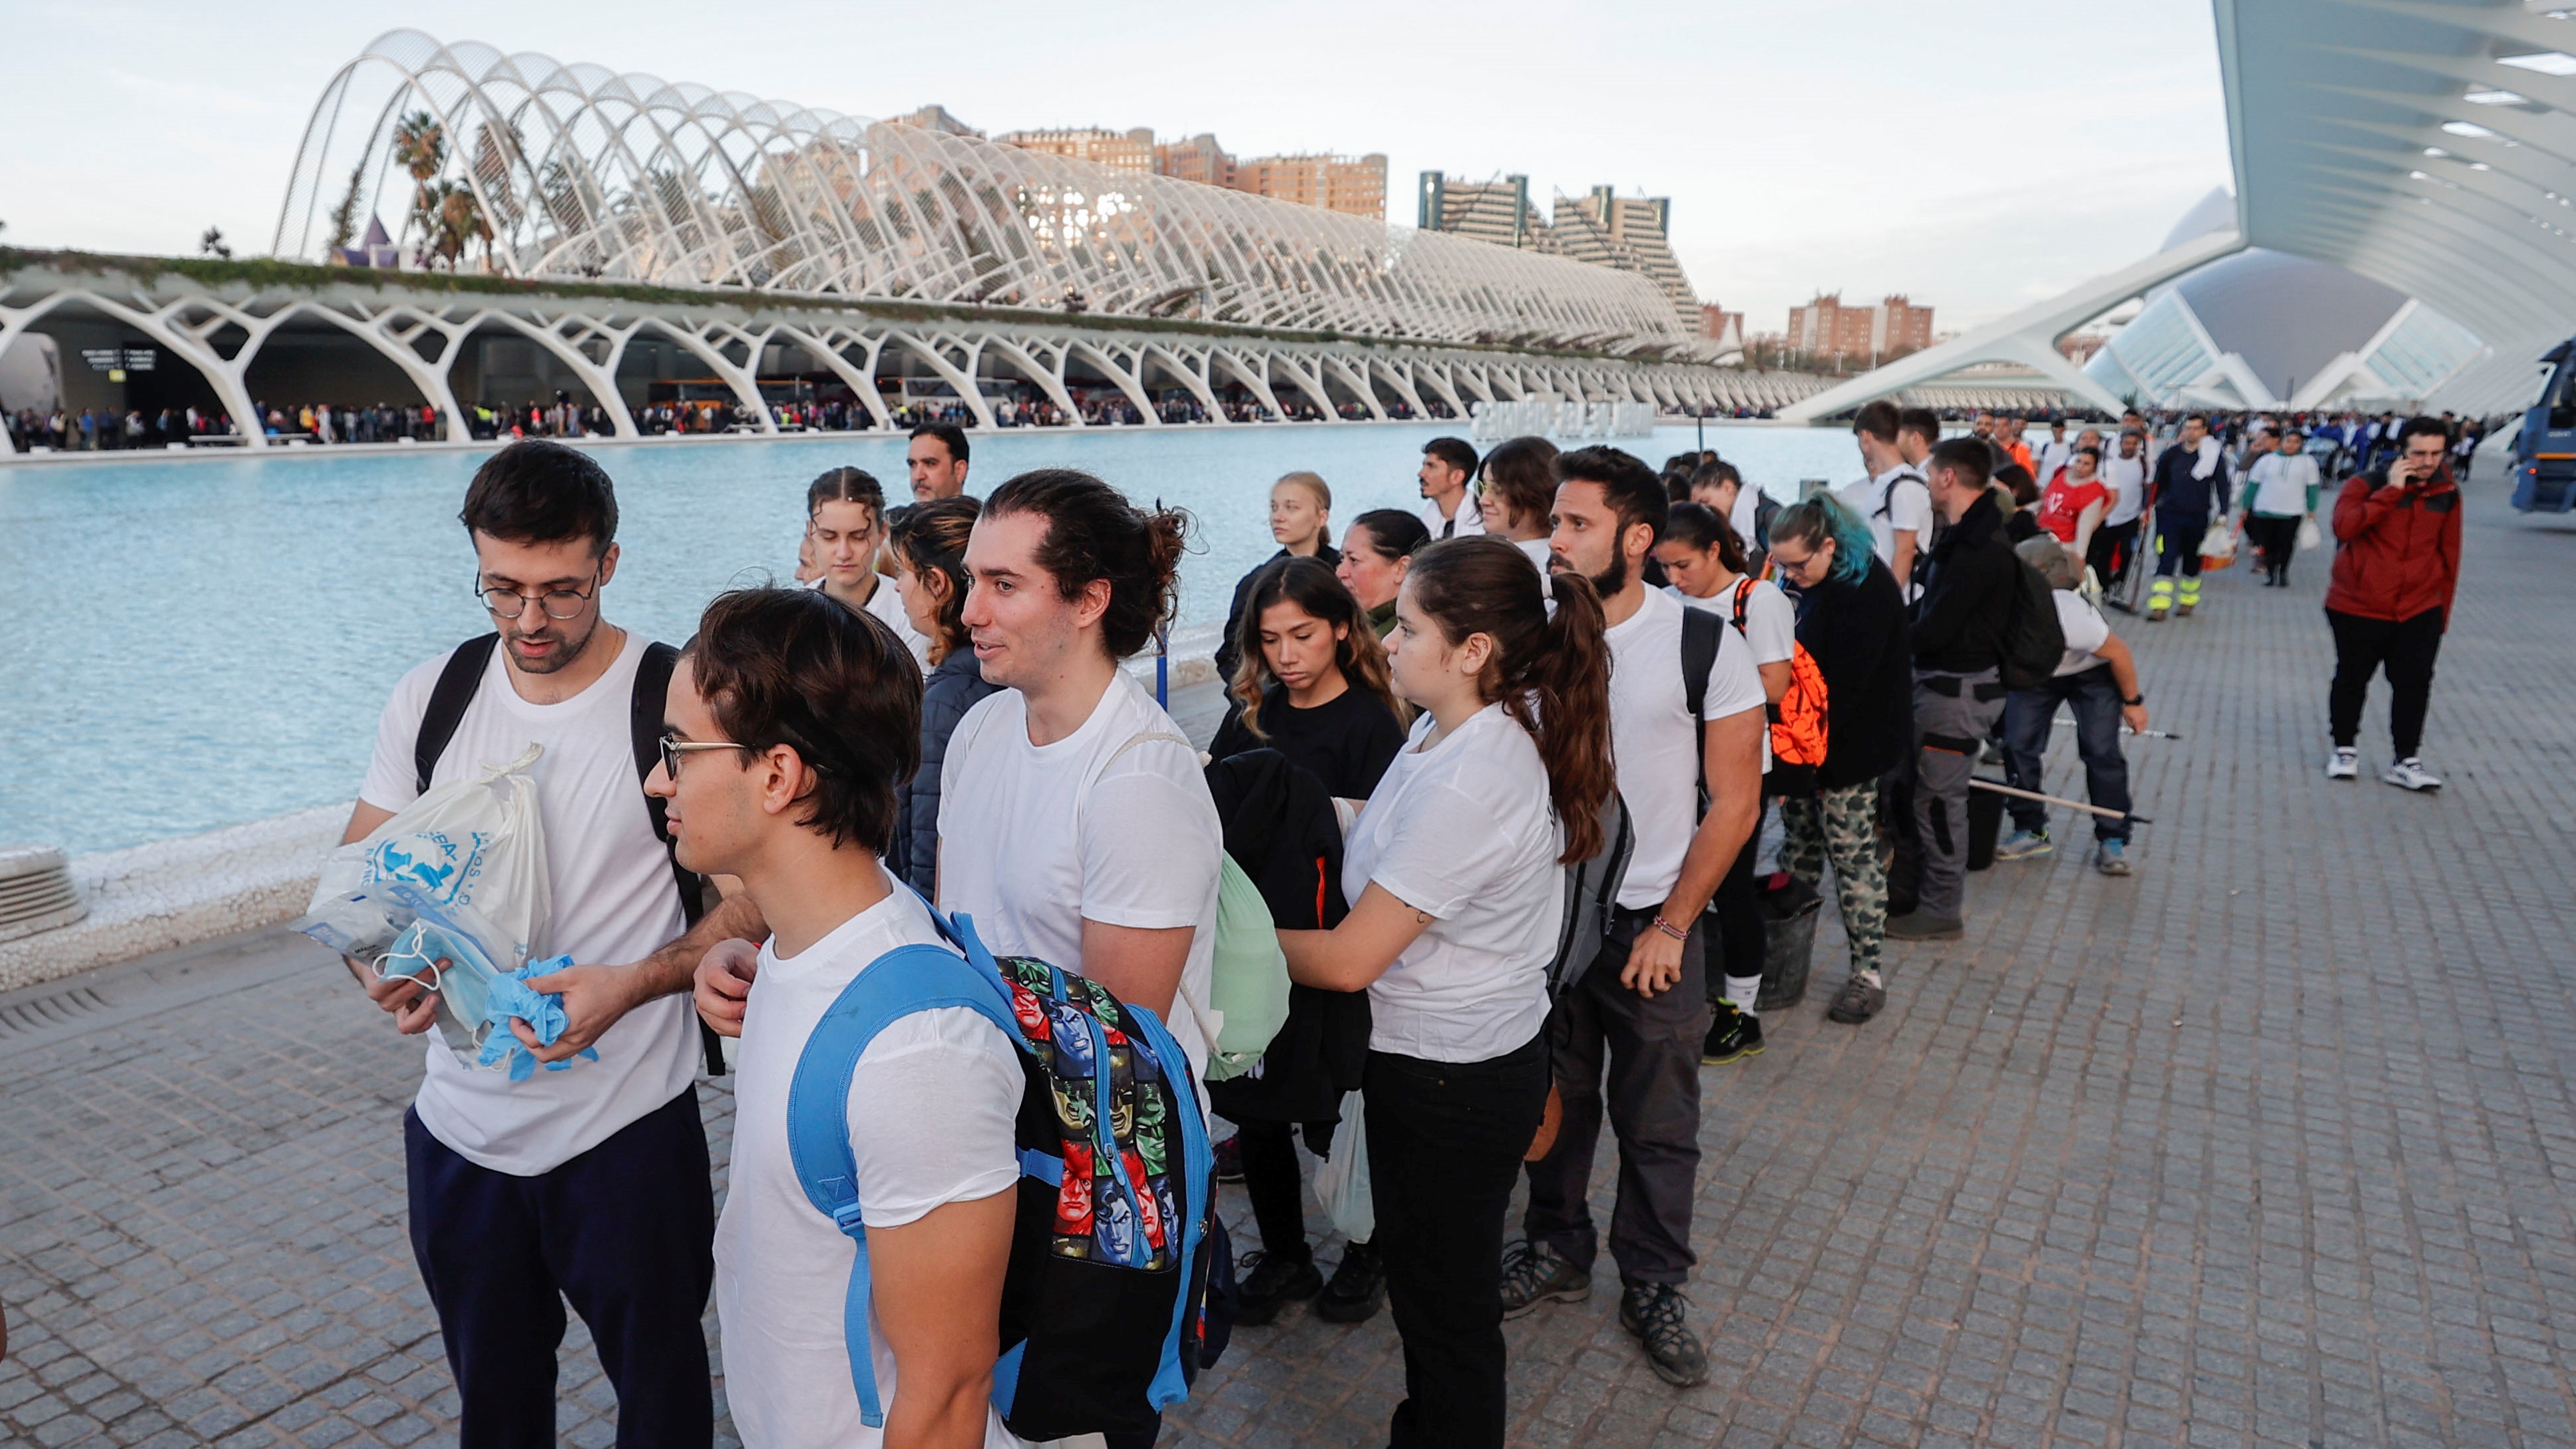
1201, 748, 1367, 1127
1213, 544, 1341, 685
1795, 555, 1914, 788
888, 647, 1000, 896
2151, 439, 2227, 520
1207, 681, 1404, 801
1911, 492, 2018, 674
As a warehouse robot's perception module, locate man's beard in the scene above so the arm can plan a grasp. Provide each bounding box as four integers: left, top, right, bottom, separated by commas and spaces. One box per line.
1588, 552, 1629, 598
507, 615, 598, 674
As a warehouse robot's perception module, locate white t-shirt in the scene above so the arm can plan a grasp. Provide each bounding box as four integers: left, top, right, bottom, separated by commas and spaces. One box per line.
715, 881, 1028, 1449
1670, 579, 1795, 666
1727, 485, 1762, 554
1604, 589, 1767, 908
2245, 452, 2320, 517
359, 632, 697, 1177
857, 572, 933, 666
938, 674, 1221, 1086
2036, 438, 2073, 485
1846, 464, 1932, 574
1344, 704, 1560, 1062
1419, 491, 1487, 540
2103, 453, 2149, 525
2051, 590, 2114, 677
1513, 536, 1552, 570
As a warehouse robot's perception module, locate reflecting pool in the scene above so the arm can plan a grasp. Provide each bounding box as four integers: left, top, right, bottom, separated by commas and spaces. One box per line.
2, 421, 1868, 853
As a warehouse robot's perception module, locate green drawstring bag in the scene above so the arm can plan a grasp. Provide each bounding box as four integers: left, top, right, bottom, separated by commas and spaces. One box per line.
1199, 855, 1292, 1082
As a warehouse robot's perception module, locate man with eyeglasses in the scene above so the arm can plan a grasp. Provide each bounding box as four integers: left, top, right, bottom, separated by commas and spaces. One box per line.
339, 439, 763, 1448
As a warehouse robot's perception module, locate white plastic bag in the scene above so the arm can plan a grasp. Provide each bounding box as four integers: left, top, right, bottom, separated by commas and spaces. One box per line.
2296, 515, 2322, 552
310, 742, 552, 975
1313, 1088, 1374, 1242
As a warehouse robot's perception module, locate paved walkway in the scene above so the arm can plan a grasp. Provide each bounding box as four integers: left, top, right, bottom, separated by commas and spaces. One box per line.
7, 476, 2576, 1448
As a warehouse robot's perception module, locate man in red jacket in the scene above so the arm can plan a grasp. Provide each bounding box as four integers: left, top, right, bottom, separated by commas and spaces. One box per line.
2324, 417, 2462, 790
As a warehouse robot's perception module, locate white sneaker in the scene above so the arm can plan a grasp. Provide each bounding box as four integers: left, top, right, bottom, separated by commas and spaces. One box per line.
2383, 757, 2442, 791
2325, 747, 2359, 780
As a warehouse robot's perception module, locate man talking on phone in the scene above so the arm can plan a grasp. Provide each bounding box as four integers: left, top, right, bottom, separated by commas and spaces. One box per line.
2322, 416, 2462, 791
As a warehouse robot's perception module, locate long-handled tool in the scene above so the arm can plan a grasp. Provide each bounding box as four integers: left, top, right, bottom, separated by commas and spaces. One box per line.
2052, 714, 2183, 740
1970, 775, 2151, 824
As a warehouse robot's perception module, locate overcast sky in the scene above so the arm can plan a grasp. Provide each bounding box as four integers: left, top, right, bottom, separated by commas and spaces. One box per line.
0, 0, 2232, 333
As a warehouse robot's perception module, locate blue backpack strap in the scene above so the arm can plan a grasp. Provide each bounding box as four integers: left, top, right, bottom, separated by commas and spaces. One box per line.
785, 938, 1020, 1429
1120, 1000, 1215, 1410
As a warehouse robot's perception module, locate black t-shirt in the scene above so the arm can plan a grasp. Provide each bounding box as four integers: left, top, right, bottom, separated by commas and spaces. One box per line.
1208, 680, 1406, 799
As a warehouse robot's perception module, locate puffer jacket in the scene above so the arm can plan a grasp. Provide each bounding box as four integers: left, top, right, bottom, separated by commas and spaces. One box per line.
889, 646, 1000, 895
2325, 467, 2463, 630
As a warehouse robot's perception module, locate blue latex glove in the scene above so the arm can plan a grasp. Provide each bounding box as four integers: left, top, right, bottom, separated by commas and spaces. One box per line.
477, 954, 601, 1081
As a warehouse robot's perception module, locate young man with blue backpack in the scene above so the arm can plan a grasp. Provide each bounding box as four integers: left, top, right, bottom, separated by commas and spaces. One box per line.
665, 583, 1219, 1447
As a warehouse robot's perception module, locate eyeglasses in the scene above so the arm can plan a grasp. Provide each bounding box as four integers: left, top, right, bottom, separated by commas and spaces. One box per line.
659, 735, 750, 778
477, 570, 600, 620
1769, 548, 1823, 576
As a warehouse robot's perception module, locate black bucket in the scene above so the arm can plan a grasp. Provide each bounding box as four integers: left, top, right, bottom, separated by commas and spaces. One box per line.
1755, 873, 1821, 1011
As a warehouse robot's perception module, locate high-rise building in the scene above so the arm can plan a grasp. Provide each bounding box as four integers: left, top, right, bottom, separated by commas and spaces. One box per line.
1785, 293, 1936, 363
994, 126, 1156, 172
1234, 153, 1387, 220
1700, 304, 1745, 346
1550, 186, 1697, 336
1154, 133, 1233, 189
891, 104, 984, 138
1418, 172, 1543, 250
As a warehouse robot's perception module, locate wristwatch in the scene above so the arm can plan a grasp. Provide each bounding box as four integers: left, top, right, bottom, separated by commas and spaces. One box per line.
2122, 692, 2145, 707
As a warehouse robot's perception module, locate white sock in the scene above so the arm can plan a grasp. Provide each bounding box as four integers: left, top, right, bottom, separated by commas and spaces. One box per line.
1723, 976, 1763, 1018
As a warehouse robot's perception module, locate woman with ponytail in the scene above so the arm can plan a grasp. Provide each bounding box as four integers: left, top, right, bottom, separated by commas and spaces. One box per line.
1277, 535, 1613, 1447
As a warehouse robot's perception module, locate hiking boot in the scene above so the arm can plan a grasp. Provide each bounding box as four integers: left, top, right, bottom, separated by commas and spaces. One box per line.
1702, 1001, 1764, 1065
2384, 757, 2443, 792
2175, 599, 2196, 618
1826, 974, 1886, 1024
2325, 747, 2359, 780
1498, 1239, 1589, 1319
1212, 1133, 1244, 1184
2146, 600, 2169, 622
2094, 839, 2133, 877
1619, 1284, 1710, 1387
1994, 828, 2052, 861
1231, 1249, 1321, 1327
1884, 911, 1964, 940
1314, 1240, 1385, 1324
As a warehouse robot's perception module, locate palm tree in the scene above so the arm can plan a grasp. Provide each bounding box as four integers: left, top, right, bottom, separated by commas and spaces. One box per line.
432, 184, 491, 270
390, 111, 447, 263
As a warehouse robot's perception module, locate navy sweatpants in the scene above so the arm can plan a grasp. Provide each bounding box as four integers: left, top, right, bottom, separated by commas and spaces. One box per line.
405, 1090, 716, 1449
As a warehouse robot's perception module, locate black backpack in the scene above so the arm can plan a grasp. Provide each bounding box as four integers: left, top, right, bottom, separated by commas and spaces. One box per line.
413, 632, 726, 1076
1998, 557, 2069, 692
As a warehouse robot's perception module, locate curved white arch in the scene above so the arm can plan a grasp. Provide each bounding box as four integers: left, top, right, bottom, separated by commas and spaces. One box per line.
275, 30, 1703, 361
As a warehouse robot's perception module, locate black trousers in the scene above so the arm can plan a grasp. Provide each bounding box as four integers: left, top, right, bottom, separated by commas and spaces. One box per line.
2328, 605, 2445, 757
405, 1091, 715, 1449
1237, 1118, 1356, 1263
1704, 827, 1766, 994
2246, 514, 2302, 582
1526, 908, 1708, 1287
2088, 517, 2141, 586
2152, 511, 2205, 578
1365, 1032, 1550, 1449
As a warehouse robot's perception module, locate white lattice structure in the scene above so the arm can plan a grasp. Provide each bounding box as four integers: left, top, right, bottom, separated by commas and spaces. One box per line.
273, 31, 1695, 355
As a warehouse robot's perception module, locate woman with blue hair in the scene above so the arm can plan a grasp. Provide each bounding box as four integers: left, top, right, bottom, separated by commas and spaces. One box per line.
1763, 494, 1914, 1022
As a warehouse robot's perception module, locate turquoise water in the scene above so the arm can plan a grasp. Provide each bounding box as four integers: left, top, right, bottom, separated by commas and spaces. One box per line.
1, 422, 1866, 854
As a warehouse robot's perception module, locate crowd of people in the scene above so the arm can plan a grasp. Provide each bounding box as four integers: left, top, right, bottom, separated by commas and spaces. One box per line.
320, 380, 2472, 1449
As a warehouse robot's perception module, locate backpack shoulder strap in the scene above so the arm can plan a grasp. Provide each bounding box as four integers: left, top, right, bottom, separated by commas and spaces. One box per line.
1679, 602, 1721, 724
785, 941, 1020, 1431
414, 634, 501, 794
1729, 577, 1756, 634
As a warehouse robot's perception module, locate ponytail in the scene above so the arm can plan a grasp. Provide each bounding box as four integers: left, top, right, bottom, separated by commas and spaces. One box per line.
1406, 537, 1615, 864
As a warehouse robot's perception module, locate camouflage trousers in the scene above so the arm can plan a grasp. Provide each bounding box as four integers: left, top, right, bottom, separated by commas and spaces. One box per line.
1779, 779, 1886, 980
